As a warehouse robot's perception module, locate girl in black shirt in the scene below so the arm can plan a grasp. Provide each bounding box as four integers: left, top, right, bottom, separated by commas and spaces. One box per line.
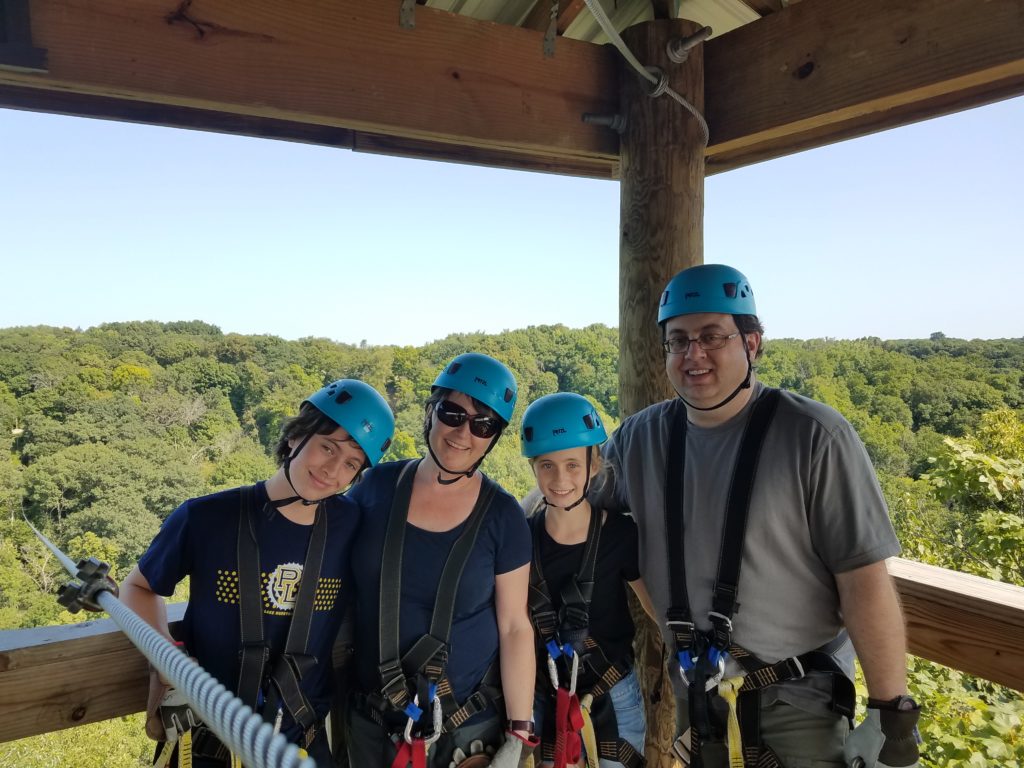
520, 393, 656, 768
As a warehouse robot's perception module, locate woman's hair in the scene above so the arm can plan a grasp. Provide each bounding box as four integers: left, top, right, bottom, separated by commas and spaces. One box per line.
422, 386, 505, 444
273, 402, 342, 466
525, 443, 610, 516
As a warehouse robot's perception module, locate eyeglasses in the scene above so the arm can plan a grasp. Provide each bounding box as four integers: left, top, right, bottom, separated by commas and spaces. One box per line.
434, 400, 502, 439
662, 332, 740, 355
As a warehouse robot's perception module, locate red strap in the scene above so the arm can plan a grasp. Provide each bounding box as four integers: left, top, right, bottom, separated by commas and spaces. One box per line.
391, 738, 427, 768
552, 688, 584, 768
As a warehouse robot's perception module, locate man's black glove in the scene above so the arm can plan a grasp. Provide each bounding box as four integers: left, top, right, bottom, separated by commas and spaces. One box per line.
844, 695, 922, 768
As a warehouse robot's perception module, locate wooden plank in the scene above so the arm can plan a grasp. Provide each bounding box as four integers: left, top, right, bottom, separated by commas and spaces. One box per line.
2, 0, 1022, 176
888, 558, 1024, 692
703, 0, 1024, 172
0, 604, 186, 742
0, 85, 618, 179
0, 0, 618, 172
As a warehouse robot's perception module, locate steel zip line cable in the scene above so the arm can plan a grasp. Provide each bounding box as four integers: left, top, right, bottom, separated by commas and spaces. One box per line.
22, 515, 320, 768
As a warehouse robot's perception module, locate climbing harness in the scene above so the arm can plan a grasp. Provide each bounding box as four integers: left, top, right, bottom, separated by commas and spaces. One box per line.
663, 389, 855, 767
21, 515, 316, 768
528, 507, 645, 768
361, 460, 504, 767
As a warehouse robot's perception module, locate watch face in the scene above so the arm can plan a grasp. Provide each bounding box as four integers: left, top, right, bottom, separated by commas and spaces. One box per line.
894, 695, 919, 711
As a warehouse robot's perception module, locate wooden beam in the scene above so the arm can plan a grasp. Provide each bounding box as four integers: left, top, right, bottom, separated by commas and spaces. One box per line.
1, 563, 1022, 743
1, 0, 1022, 177
703, 0, 1024, 172
0, 0, 618, 176
888, 558, 1024, 691
0, 603, 186, 742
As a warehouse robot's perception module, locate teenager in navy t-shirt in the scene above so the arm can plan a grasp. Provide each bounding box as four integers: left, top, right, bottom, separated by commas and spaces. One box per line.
345, 353, 537, 768
120, 379, 394, 767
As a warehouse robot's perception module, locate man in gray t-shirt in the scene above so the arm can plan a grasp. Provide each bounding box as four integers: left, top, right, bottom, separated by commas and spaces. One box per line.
595, 265, 921, 768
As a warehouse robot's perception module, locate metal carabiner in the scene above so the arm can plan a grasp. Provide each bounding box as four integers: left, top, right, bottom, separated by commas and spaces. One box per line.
568, 650, 580, 696
547, 653, 560, 691
704, 653, 726, 693
403, 693, 443, 746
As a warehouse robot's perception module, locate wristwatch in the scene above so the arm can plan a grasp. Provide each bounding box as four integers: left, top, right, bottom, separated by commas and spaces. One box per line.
868, 694, 919, 711
507, 719, 535, 734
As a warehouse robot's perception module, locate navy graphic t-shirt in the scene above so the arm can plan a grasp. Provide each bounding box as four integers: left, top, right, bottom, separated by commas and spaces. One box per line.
139, 482, 359, 739
348, 460, 531, 718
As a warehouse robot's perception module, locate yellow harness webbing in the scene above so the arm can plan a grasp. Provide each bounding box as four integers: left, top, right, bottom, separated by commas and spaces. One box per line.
717, 676, 746, 768
580, 693, 600, 768
154, 728, 192, 768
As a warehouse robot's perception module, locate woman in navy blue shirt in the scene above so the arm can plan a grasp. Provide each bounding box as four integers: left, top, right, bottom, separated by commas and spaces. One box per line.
346, 353, 537, 768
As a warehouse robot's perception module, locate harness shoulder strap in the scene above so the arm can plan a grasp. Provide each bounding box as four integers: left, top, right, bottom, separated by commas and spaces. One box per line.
376, 462, 500, 717
528, 505, 602, 633
236, 483, 330, 735
236, 485, 267, 707
709, 387, 781, 645
664, 398, 694, 646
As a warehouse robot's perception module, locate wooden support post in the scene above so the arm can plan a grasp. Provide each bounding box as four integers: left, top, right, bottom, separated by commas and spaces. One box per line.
617, 18, 707, 768
619, 19, 705, 418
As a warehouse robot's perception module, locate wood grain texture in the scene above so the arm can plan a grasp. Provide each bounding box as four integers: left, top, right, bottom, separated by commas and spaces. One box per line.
3, 0, 1020, 176
703, 0, 1024, 171
0, 0, 618, 168
888, 557, 1024, 691
0, 603, 186, 742
1, 566, 1022, 743
619, 18, 707, 767
618, 18, 705, 420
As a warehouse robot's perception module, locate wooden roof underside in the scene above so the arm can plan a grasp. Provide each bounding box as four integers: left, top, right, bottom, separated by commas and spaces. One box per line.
0, 0, 1022, 177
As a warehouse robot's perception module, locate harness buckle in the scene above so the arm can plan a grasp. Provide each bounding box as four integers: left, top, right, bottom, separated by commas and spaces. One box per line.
707, 611, 733, 632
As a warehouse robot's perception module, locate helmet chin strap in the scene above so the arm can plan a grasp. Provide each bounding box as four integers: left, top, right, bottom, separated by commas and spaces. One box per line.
542, 449, 593, 512
271, 416, 346, 508
425, 423, 500, 486
674, 353, 754, 413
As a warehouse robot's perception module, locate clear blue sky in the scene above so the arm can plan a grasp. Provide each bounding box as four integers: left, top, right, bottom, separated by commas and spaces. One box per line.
1, 96, 1021, 345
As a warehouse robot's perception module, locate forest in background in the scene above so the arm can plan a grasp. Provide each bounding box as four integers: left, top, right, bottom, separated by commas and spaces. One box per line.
0, 321, 1021, 766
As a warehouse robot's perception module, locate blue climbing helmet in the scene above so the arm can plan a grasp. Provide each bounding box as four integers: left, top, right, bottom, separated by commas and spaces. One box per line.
658, 264, 757, 325
432, 353, 517, 424
520, 392, 607, 458
304, 379, 395, 466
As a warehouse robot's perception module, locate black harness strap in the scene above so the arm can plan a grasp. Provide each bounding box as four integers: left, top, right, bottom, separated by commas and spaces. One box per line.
237, 484, 329, 739
375, 460, 499, 733
664, 388, 855, 768
528, 505, 602, 645
709, 389, 780, 649
528, 508, 645, 768
237, 485, 268, 708
664, 389, 780, 763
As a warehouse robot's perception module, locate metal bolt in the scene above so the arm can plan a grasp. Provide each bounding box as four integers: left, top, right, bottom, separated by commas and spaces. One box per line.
666, 26, 712, 63
582, 113, 627, 133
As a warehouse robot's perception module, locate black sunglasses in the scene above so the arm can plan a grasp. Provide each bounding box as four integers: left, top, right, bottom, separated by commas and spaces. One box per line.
435, 400, 502, 439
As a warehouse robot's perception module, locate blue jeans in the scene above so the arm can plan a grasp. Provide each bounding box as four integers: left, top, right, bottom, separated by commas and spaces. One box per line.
535, 669, 647, 768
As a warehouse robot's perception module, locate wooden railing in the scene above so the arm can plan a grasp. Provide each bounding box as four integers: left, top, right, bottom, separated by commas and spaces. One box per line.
1, 559, 1022, 744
